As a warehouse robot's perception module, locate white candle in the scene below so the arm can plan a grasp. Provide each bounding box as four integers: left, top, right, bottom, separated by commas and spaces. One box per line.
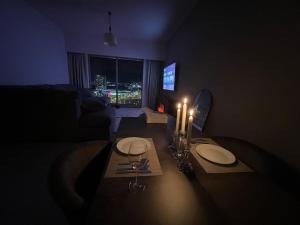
175, 103, 181, 134
181, 97, 188, 134
187, 109, 194, 148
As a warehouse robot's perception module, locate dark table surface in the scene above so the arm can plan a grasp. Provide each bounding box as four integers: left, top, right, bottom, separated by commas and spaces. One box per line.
85, 117, 299, 225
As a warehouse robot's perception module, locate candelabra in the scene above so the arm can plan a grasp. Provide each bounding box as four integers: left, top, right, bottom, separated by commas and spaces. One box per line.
177, 137, 193, 174
169, 98, 194, 174
168, 131, 193, 174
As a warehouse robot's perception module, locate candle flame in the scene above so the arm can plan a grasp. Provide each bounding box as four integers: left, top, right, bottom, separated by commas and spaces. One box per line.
183, 97, 188, 104
189, 109, 194, 116
177, 103, 181, 108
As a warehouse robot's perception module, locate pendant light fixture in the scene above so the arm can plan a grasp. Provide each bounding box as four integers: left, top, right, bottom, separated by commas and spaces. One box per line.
103, 11, 117, 47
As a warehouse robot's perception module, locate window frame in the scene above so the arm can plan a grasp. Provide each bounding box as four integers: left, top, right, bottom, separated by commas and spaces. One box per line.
88, 54, 144, 108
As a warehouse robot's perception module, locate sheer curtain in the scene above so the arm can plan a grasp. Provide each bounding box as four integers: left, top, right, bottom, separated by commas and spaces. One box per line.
67, 52, 89, 88
142, 60, 163, 110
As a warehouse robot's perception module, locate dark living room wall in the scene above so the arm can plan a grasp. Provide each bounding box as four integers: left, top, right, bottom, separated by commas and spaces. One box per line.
0, 0, 68, 85
166, 2, 300, 171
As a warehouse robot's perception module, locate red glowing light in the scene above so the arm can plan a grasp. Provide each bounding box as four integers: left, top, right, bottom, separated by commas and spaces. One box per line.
157, 103, 165, 113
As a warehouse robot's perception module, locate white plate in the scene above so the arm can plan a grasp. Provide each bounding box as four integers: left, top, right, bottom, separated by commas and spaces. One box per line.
196, 144, 236, 165
116, 137, 150, 155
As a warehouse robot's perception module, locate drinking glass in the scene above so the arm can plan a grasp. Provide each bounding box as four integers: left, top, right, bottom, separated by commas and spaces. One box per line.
175, 136, 186, 168
128, 140, 148, 192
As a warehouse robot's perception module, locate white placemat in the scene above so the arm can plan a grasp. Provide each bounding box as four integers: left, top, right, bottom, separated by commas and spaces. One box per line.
105, 138, 163, 178
190, 138, 254, 174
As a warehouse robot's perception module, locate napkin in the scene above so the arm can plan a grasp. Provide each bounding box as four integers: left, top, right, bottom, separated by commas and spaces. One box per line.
127, 140, 147, 155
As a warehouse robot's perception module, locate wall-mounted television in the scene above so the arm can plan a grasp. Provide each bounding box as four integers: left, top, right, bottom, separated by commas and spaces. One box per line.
163, 63, 176, 91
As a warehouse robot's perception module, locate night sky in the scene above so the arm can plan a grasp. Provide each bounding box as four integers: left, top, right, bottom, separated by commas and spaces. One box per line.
90, 57, 143, 82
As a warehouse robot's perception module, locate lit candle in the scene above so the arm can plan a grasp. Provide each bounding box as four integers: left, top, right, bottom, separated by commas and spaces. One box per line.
175, 103, 181, 134
181, 97, 188, 135
187, 109, 194, 149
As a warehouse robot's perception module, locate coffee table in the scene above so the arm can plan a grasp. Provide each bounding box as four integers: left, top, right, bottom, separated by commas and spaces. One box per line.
85, 117, 300, 225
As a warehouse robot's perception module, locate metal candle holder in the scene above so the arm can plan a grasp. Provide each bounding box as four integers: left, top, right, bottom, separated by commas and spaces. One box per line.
173, 133, 193, 174
168, 131, 180, 158
170, 100, 194, 174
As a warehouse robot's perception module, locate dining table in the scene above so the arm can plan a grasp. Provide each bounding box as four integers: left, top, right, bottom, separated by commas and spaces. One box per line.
85, 116, 300, 225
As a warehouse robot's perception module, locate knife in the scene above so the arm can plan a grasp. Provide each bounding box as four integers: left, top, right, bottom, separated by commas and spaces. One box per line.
116, 169, 152, 174
118, 158, 149, 166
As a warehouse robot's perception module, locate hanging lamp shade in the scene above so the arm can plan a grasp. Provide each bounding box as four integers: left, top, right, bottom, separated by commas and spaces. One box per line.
104, 11, 117, 46
104, 32, 117, 46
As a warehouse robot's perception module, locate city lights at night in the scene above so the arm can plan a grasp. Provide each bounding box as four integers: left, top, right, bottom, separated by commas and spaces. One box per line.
91, 74, 142, 106
89, 57, 143, 107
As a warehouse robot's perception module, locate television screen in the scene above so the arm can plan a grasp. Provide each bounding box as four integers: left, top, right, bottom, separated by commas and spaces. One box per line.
163, 63, 176, 91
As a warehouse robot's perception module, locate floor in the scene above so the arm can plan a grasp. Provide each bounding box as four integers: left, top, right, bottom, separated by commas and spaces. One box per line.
114, 108, 144, 132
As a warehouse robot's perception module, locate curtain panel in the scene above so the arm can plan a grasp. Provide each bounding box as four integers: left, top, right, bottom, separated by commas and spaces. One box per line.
142, 60, 163, 110
67, 52, 88, 88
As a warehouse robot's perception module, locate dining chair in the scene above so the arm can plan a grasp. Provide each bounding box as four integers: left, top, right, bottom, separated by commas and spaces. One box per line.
48, 141, 111, 225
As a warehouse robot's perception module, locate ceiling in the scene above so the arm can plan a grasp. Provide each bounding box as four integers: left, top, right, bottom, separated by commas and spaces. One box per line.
26, 0, 198, 42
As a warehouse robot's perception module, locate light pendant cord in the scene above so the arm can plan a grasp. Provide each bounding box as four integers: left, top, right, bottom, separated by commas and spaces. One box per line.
108, 11, 112, 32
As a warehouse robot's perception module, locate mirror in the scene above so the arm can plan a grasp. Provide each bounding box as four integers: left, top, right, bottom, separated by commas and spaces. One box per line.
192, 89, 212, 132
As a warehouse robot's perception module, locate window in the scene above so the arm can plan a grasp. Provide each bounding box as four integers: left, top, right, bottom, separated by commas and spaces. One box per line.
89, 56, 143, 107
118, 59, 143, 107
90, 57, 117, 103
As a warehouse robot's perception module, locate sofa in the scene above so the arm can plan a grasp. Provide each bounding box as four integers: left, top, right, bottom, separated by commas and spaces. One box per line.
0, 85, 115, 141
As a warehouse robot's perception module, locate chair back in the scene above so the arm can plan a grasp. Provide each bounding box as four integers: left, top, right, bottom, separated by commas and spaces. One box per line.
48, 141, 110, 225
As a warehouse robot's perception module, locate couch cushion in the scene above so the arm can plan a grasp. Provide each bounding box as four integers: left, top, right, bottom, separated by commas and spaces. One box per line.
77, 88, 93, 98
79, 112, 110, 128
81, 97, 106, 113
